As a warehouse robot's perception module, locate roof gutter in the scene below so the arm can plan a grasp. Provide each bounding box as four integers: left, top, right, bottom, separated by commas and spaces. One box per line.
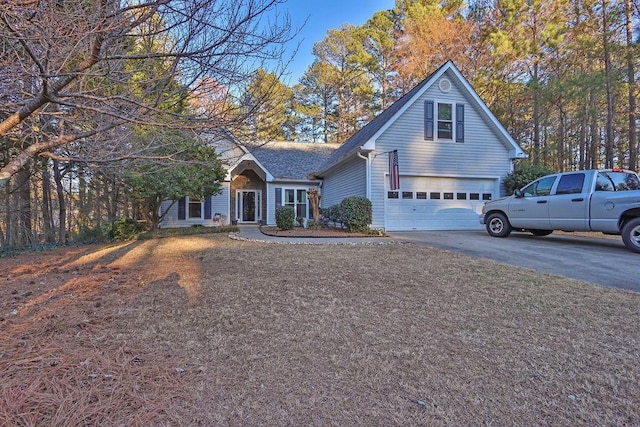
272, 177, 323, 184
510, 149, 529, 160
357, 146, 373, 200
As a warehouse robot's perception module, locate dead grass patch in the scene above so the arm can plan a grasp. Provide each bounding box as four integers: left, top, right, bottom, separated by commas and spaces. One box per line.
1, 235, 638, 425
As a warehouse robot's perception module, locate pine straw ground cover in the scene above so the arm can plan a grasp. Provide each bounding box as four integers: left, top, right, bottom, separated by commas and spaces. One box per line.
1, 234, 639, 426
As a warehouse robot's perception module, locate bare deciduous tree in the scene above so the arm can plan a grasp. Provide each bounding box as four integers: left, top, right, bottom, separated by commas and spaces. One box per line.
0, 0, 294, 187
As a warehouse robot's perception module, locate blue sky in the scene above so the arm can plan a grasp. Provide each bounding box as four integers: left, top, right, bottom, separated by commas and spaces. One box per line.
277, 0, 395, 84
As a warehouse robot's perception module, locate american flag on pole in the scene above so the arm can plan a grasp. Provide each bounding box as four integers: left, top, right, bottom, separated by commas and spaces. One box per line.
389, 150, 400, 190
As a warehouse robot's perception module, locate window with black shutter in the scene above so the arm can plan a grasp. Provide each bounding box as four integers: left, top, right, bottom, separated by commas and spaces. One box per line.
455, 104, 464, 142
178, 197, 186, 220
424, 100, 434, 140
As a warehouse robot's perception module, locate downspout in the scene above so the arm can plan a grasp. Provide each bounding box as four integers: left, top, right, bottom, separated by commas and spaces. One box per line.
357, 148, 371, 200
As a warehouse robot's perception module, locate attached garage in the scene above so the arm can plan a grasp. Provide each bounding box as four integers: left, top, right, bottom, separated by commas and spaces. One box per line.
385, 176, 498, 231
316, 62, 527, 232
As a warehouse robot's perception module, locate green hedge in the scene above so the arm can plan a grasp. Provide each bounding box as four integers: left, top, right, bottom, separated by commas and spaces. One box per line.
322, 204, 344, 228
339, 196, 372, 232
275, 205, 295, 230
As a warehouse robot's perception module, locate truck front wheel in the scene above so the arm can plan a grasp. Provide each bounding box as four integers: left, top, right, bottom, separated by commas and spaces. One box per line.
486, 212, 512, 238
621, 218, 640, 253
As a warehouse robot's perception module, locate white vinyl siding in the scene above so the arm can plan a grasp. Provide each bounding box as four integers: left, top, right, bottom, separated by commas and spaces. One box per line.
266, 182, 320, 225
158, 182, 230, 228
369, 71, 513, 230
320, 156, 366, 208
211, 183, 231, 222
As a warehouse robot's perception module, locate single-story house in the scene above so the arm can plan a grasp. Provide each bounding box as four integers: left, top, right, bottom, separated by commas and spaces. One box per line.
159, 60, 527, 231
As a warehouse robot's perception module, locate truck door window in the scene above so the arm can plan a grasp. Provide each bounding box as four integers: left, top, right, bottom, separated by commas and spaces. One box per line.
597, 171, 640, 191
522, 176, 556, 197
556, 173, 585, 194
596, 173, 614, 191
613, 172, 640, 190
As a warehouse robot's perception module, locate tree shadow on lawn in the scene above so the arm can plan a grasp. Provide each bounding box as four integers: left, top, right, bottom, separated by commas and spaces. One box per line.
1, 235, 639, 425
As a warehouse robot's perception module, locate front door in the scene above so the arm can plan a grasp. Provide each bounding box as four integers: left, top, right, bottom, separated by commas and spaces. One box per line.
237, 190, 261, 223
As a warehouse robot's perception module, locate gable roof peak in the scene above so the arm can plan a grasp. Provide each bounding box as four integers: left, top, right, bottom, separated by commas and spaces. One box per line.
318, 60, 525, 174
318, 61, 459, 173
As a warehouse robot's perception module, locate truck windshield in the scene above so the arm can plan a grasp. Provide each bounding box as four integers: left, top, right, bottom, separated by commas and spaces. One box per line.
596, 172, 640, 191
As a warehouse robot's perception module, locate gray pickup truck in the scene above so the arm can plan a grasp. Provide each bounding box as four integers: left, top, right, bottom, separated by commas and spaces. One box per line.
481, 169, 640, 253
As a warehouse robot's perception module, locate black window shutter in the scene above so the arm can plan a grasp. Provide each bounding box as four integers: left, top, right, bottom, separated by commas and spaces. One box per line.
178, 197, 186, 220
275, 187, 282, 208
204, 196, 212, 219
456, 103, 465, 142
424, 100, 434, 140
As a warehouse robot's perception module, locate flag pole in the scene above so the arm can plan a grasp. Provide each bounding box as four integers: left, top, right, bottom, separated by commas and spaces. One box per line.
371, 149, 401, 191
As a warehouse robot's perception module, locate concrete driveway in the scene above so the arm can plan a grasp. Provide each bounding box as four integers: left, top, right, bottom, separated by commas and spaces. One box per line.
388, 230, 640, 292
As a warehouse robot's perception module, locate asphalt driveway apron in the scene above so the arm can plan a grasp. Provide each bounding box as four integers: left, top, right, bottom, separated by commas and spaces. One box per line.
388, 230, 640, 293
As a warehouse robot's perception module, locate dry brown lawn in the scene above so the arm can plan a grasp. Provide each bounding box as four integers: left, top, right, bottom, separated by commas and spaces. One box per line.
1, 233, 639, 426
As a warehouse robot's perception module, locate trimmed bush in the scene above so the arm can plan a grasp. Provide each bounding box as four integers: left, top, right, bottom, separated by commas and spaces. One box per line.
323, 204, 344, 228
340, 196, 372, 232
275, 205, 295, 230
110, 217, 143, 241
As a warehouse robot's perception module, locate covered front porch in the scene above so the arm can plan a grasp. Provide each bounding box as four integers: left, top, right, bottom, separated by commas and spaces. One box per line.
229, 159, 268, 224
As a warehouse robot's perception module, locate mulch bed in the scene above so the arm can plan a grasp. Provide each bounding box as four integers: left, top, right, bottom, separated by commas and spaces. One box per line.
259, 225, 384, 238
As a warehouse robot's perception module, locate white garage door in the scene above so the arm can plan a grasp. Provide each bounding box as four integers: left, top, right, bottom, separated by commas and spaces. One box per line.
386, 177, 497, 231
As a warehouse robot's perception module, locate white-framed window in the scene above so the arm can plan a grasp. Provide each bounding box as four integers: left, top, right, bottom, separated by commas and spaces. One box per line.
437, 102, 453, 140
425, 100, 464, 142
188, 197, 203, 218
276, 187, 310, 220
284, 188, 308, 219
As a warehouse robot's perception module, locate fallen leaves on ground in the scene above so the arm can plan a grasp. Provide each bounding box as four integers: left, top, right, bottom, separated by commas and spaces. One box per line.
1, 234, 638, 425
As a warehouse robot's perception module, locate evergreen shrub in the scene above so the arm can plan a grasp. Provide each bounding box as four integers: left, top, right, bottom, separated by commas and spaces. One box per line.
110, 217, 143, 241
504, 164, 554, 195
323, 204, 344, 228
275, 205, 295, 230
340, 196, 372, 232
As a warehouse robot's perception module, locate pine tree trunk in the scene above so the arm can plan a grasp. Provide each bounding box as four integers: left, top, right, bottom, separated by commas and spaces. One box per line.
601, 0, 615, 168
53, 160, 67, 245
78, 165, 88, 230
625, 0, 637, 170
579, 101, 588, 170
557, 106, 565, 171
12, 167, 33, 246
589, 89, 599, 169
532, 66, 541, 166
2, 178, 10, 247
41, 158, 55, 242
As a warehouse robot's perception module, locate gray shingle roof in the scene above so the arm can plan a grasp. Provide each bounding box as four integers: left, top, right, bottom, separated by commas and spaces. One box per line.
246, 141, 341, 180
317, 62, 447, 174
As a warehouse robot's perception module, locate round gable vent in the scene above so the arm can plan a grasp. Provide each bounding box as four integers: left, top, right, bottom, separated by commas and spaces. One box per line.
438, 78, 451, 93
